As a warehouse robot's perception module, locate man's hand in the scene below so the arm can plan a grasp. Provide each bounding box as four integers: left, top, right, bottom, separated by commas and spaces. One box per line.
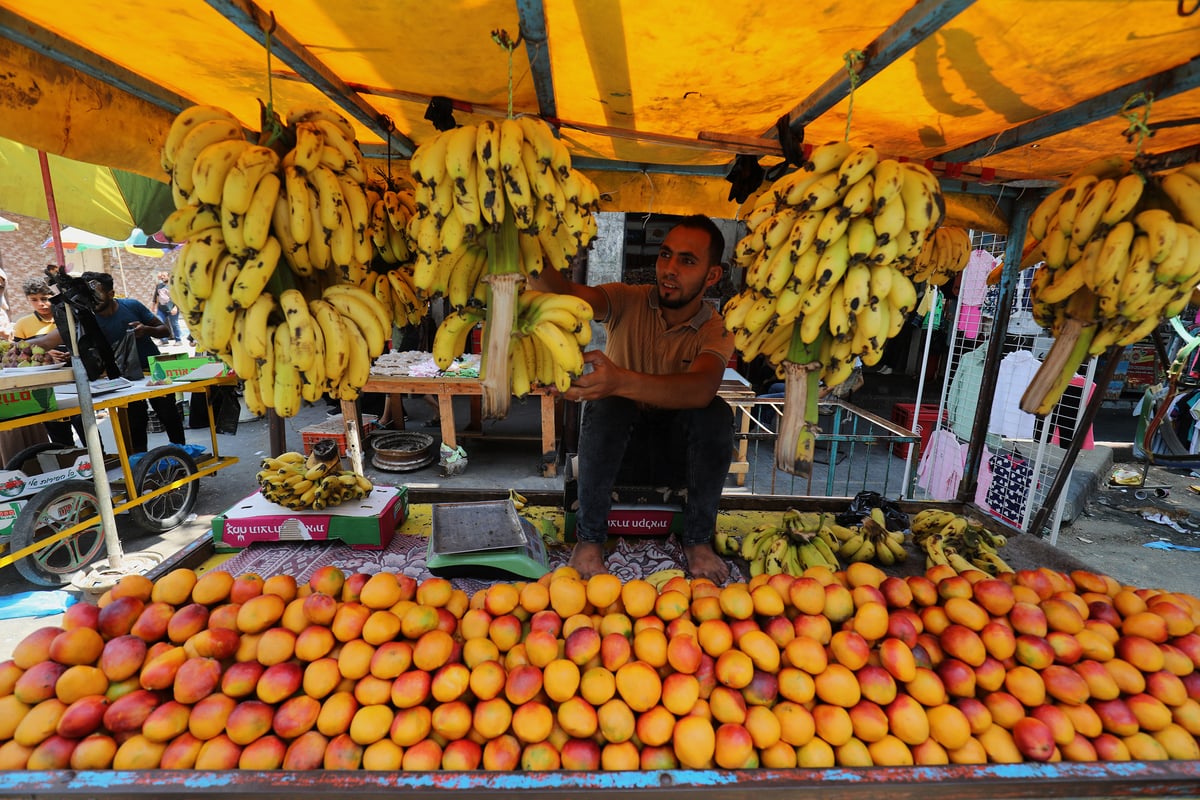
562, 350, 623, 402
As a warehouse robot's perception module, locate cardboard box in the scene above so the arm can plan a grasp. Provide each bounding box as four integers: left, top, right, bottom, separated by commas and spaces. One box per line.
300, 414, 378, 456
147, 353, 226, 382
0, 387, 57, 422
211, 485, 407, 552
562, 455, 684, 541
0, 448, 105, 502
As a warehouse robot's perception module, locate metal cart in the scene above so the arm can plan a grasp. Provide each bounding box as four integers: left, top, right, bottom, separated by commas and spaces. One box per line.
0, 369, 239, 586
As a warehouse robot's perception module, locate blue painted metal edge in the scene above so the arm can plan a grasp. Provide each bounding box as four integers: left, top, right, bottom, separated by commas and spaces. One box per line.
1, 761, 1199, 795
202, 0, 416, 155
938, 56, 1200, 164
516, 0, 556, 119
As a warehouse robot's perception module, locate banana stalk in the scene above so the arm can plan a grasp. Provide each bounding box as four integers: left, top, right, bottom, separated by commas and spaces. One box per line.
1019, 289, 1099, 416
480, 210, 523, 418
775, 327, 825, 476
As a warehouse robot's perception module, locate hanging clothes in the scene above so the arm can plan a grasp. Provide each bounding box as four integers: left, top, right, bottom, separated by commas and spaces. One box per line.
916, 428, 968, 501
984, 451, 1033, 527
957, 250, 995, 339
990, 350, 1040, 438
947, 346, 987, 441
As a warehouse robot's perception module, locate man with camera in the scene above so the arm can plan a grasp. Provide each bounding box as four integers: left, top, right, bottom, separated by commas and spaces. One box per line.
26, 271, 186, 454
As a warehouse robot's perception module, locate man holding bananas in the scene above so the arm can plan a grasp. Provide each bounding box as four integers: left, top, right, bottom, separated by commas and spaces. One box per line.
531, 215, 735, 582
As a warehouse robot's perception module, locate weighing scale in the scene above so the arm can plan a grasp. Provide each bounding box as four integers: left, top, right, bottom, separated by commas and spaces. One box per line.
426, 499, 548, 580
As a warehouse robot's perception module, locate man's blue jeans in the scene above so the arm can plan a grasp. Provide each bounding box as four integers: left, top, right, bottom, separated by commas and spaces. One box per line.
575, 396, 733, 547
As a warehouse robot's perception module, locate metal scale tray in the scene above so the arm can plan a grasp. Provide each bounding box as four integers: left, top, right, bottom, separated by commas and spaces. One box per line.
427, 499, 547, 580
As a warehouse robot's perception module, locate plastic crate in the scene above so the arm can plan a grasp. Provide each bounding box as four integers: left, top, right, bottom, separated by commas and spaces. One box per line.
300, 414, 377, 456
890, 403, 946, 460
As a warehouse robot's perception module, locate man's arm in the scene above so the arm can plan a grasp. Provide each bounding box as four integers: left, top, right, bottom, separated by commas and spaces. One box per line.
526, 267, 610, 321
128, 301, 169, 339
565, 350, 727, 410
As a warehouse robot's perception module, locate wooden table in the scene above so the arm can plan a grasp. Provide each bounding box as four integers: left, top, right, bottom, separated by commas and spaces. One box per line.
342, 374, 560, 477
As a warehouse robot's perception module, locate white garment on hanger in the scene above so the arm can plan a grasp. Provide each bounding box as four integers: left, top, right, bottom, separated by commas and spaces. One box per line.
990, 350, 1039, 438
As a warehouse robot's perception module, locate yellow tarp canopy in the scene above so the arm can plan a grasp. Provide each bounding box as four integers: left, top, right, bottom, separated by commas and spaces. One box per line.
0, 0, 1196, 231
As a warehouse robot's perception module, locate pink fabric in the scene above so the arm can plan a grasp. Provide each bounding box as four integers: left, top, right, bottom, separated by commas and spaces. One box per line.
957, 305, 982, 338
960, 250, 994, 306
917, 429, 967, 501
1049, 376, 1096, 450
975, 445, 994, 507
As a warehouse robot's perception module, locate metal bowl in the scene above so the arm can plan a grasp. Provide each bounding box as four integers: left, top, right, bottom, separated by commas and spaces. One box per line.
369, 430, 436, 472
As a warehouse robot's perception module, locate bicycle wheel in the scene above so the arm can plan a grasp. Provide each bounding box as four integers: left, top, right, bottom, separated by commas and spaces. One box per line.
10, 480, 105, 587
128, 445, 199, 533
3, 441, 64, 472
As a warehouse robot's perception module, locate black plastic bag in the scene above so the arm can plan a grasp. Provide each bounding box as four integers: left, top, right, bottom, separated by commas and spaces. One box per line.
212, 385, 240, 435
835, 490, 911, 532
112, 331, 144, 380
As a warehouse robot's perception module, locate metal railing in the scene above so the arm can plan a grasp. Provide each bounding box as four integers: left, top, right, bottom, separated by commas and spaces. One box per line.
724, 398, 921, 499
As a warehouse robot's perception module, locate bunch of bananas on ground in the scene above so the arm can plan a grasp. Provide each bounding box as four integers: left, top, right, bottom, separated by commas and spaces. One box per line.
910, 226, 972, 286
161, 104, 402, 417
1019, 157, 1200, 416
715, 509, 842, 577
827, 507, 910, 567
256, 444, 374, 511
910, 509, 1014, 575
406, 116, 602, 297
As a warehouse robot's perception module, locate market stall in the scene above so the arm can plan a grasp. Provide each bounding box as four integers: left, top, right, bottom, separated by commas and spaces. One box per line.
1, 0, 1200, 794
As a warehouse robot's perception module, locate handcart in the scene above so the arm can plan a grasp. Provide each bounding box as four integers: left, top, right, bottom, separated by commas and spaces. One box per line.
0, 369, 239, 586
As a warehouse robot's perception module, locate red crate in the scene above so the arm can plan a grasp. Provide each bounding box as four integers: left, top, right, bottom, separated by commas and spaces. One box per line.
890, 403, 947, 460
300, 414, 378, 456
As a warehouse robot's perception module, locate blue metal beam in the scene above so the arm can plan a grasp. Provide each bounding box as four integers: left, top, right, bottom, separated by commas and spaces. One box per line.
0, 9, 188, 116
204, 0, 416, 155
766, 0, 978, 138
516, 0, 556, 118
938, 57, 1200, 164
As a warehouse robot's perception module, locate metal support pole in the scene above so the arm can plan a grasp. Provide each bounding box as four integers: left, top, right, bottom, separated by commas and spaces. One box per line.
64, 306, 124, 569
1027, 347, 1124, 537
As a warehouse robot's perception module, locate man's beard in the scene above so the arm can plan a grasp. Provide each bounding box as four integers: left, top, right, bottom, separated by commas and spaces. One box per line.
658, 284, 702, 310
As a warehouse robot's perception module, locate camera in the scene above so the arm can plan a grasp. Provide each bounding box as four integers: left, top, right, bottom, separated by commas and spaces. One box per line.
47, 269, 103, 313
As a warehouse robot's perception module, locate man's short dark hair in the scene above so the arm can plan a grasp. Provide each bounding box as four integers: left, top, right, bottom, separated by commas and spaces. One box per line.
23, 279, 50, 296
674, 214, 725, 267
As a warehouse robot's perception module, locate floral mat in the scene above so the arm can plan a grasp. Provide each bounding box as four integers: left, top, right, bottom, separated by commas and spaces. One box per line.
215, 504, 750, 593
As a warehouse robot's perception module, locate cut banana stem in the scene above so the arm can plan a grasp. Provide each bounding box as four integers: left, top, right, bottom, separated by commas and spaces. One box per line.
775, 329, 824, 477
480, 213, 524, 420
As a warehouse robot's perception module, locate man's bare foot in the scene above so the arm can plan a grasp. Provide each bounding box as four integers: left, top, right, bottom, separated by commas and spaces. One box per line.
683, 542, 730, 584
568, 542, 608, 579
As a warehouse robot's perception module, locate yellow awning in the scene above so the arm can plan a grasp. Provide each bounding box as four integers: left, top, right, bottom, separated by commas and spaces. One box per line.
0, 1, 1195, 230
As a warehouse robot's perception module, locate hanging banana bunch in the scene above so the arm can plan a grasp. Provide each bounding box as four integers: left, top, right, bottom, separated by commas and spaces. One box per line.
161, 104, 399, 417
726, 140, 943, 475
407, 115, 601, 417
1019, 155, 1200, 416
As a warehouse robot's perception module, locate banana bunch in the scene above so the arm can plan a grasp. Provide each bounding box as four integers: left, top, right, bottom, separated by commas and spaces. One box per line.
256, 448, 374, 511
645, 569, 686, 591
367, 181, 420, 266
406, 116, 602, 299
508, 291, 594, 396
1020, 158, 1200, 416
909, 508, 1013, 575
909, 226, 972, 286
724, 509, 842, 577
361, 268, 426, 331
726, 141, 940, 383
161, 104, 395, 417
828, 507, 909, 567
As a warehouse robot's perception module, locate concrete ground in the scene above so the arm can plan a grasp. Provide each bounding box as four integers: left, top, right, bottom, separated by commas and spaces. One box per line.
0, 374, 1198, 660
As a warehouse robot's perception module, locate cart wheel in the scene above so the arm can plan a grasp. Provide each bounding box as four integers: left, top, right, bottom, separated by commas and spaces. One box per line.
128, 445, 198, 533
10, 480, 105, 587
4, 442, 65, 472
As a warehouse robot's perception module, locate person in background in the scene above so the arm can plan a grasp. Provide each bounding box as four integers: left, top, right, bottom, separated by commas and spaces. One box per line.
529, 215, 734, 582
27, 271, 186, 453
12, 278, 83, 447
12, 278, 57, 339
149, 270, 182, 343
0, 269, 12, 341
